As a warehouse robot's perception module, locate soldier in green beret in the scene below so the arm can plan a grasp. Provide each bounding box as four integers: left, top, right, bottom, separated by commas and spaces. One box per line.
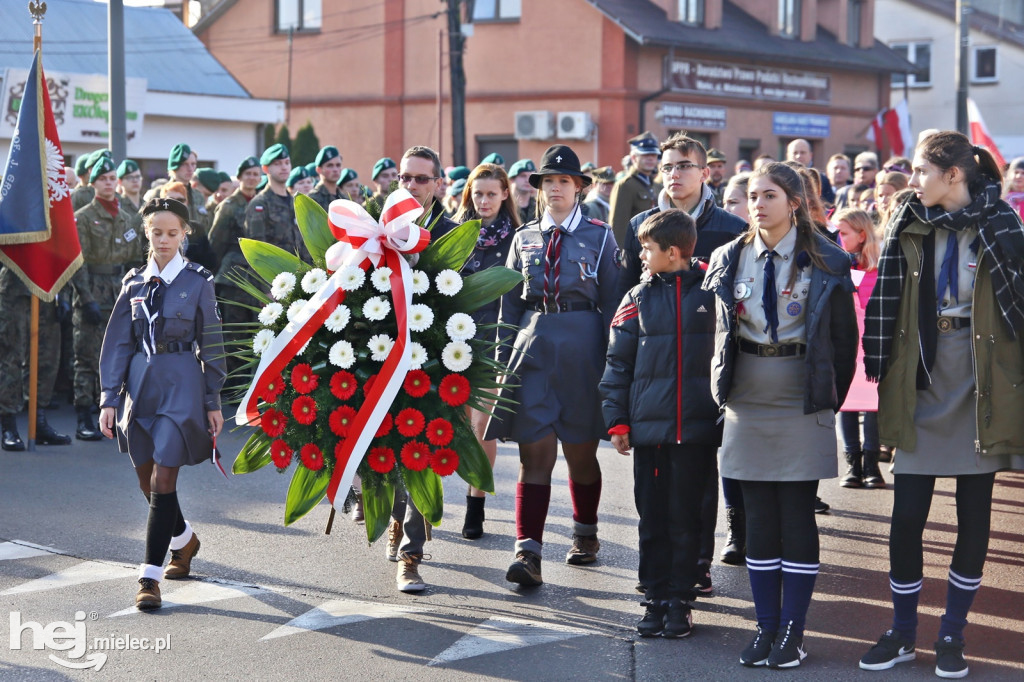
69, 156, 146, 440
447, 165, 470, 183
116, 160, 144, 215
371, 157, 398, 203
72, 149, 112, 211
143, 144, 208, 229
287, 165, 315, 196
338, 168, 361, 204
214, 171, 234, 204
481, 152, 505, 169
309, 145, 345, 212
245, 143, 309, 262
508, 158, 538, 224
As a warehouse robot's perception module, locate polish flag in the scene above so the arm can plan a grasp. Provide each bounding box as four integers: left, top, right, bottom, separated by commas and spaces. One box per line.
865, 109, 886, 148
967, 98, 1007, 168
882, 99, 912, 157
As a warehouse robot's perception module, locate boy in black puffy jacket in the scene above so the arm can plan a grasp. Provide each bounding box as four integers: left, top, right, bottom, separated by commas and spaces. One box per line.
600, 209, 722, 639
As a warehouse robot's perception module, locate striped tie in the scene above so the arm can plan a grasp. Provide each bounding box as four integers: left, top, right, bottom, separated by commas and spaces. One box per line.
543, 227, 562, 310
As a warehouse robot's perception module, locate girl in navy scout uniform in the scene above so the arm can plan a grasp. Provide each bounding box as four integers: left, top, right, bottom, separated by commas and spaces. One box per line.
704, 162, 857, 669
859, 132, 1024, 678
98, 198, 226, 610
487, 144, 620, 586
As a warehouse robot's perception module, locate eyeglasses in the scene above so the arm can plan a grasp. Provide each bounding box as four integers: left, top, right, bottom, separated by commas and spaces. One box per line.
660, 162, 704, 175
854, 166, 876, 173
398, 174, 438, 185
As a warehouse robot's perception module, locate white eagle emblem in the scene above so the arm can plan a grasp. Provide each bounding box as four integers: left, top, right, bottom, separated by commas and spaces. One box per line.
45, 137, 69, 207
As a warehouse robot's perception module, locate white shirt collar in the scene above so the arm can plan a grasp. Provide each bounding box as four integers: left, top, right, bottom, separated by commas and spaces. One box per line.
541, 203, 583, 233
141, 252, 186, 285
753, 225, 798, 259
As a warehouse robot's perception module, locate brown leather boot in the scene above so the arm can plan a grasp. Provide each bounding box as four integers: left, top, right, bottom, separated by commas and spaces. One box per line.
164, 533, 200, 580
135, 578, 161, 610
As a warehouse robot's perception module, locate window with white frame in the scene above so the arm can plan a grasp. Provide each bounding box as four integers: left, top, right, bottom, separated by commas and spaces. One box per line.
890, 41, 931, 87
678, 0, 704, 25
276, 0, 321, 32
472, 0, 522, 21
779, 0, 801, 38
972, 46, 998, 83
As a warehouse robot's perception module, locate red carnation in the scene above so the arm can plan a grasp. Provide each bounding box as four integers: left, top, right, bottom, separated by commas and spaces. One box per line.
300, 443, 324, 471
330, 405, 358, 437
430, 448, 460, 476
400, 440, 431, 471
363, 373, 378, 396
330, 371, 357, 400
403, 370, 431, 398
291, 363, 319, 394
425, 418, 453, 446
367, 446, 395, 473
375, 412, 393, 437
261, 408, 287, 438
396, 407, 425, 437
261, 374, 285, 402
270, 439, 293, 469
292, 396, 317, 425
439, 374, 471, 406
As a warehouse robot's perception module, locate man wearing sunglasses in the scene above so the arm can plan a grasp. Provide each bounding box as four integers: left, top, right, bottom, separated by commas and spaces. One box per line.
397, 146, 457, 242
834, 152, 879, 211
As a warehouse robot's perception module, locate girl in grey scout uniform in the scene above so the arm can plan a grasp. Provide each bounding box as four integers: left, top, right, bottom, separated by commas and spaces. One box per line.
452, 162, 521, 540
859, 132, 1024, 679
487, 145, 620, 586
704, 162, 857, 669
98, 198, 226, 611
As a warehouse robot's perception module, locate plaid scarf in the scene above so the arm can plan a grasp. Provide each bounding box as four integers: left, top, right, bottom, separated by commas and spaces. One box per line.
864, 180, 1024, 381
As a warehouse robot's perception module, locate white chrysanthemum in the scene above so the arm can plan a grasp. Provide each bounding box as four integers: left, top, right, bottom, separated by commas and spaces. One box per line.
328, 340, 355, 368
362, 296, 391, 321
339, 266, 366, 291
286, 299, 308, 323
300, 268, 328, 294
446, 312, 476, 341
368, 334, 394, 362
441, 340, 473, 372
300, 340, 311, 355
408, 304, 434, 332
324, 304, 351, 333
435, 269, 463, 296
258, 302, 284, 326
252, 329, 275, 356
371, 266, 393, 293
270, 272, 297, 300
409, 342, 428, 370
411, 270, 430, 295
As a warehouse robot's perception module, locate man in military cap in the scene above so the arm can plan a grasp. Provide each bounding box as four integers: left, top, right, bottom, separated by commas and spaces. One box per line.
192, 167, 226, 233
287, 165, 316, 196
508, 158, 537, 224
116, 159, 144, 215
608, 131, 662, 246
705, 148, 728, 207
309, 145, 345, 211
69, 156, 146, 440
71, 149, 112, 211
582, 166, 615, 224
244, 143, 309, 263
371, 157, 398, 203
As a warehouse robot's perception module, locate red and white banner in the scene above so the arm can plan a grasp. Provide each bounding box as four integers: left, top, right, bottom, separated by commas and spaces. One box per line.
967, 98, 1007, 169
234, 189, 430, 507
865, 99, 912, 158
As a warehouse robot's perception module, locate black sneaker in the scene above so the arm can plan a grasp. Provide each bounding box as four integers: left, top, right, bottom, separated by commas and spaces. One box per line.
934, 636, 968, 679
636, 600, 666, 637
739, 626, 776, 667
694, 560, 713, 595
814, 496, 830, 514
767, 621, 807, 669
662, 599, 693, 638
506, 550, 543, 587
859, 629, 916, 670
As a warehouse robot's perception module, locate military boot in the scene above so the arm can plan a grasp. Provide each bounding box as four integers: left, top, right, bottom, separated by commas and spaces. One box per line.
36, 409, 71, 446
75, 406, 102, 441
1, 414, 25, 451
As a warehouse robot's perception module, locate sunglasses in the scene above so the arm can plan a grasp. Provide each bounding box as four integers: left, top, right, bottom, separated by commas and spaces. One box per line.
399, 174, 438, 185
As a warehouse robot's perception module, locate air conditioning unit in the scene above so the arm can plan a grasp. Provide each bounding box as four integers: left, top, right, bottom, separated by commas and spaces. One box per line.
557, 111, 593, 140
514, 111, 554, 140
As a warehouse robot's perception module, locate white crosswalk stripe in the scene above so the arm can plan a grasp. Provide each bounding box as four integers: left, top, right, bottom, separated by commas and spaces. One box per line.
0, 540, 62, 561
428, 616, 592, 666
261, 598, 431, 640
1, 560, 136, 596
108, 580, 267, 618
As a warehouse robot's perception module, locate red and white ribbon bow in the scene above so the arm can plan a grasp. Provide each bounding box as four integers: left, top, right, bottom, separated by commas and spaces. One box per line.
235, 190, 430, 507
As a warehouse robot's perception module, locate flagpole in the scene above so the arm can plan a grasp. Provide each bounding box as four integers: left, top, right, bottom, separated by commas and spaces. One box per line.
26, 2, 47, 451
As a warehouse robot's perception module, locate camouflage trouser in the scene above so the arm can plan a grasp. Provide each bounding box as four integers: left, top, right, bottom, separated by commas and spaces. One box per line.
216, 283, 258, 399
0, 296, 61, 415
72, 308, 107, 408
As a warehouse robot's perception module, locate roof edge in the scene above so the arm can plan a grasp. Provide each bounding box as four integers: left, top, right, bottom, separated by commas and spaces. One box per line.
192, 0, 239, 36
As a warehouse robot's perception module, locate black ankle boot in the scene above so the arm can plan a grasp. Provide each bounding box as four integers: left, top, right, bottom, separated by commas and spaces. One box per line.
36, 409, 71, 446
841, 451, 864, 488
462, 495, 485, 539
75, 406, 102, 441
1, 414, 25, 451
862, 450, 886, 488
720, 506, 745, 565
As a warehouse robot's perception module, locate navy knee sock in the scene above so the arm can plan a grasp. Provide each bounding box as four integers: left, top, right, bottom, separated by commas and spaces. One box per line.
890, 573, 923, 642
938, 570, 981, 641
780, 560, 819, 637
145, 492, 179, 568
747, 557, 782, 632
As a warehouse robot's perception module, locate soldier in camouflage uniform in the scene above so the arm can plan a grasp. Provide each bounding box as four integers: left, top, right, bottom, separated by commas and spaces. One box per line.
309, 146, 345, 211
609, 132, 662, 246
70, 157, 146, 440
116, 159, 144, 215
0, 269, 71, 450
244, 144, 310, 263
143, 144, 207, 227
508, 159, 537, 224
71, 149, 112, 212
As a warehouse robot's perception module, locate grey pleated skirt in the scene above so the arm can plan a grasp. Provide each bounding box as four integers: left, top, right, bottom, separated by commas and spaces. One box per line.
719, 351, 838, 481
895, 327, 1023, 475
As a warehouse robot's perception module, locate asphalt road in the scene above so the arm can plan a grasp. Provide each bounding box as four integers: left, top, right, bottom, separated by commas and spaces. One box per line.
1, 405, 1022, 681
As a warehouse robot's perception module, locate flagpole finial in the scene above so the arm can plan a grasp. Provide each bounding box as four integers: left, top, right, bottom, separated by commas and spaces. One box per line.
28, 1, 47, 23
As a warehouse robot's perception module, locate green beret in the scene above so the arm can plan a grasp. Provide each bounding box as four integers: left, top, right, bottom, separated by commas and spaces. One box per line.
87, 148, 112, 166
89, 157, 117, 183
481, 153, 504, 166
260, 143, 289, 166
339, 168, 358, 186
314, 146, 340, 167
256, 174, 268, 191
74, 155, 90, 176
237, 156, 259, 177
216, 171, 232, 186
167, 143, 193, 170
580, 162, 597, 174
372, 157, 396, 180
448, 178, 467, 197
116, 159, 139, 179
286, 165, 312, 188
447, 166, 470, 182
305, 162, 318, 177
195, 168, 222, 193
508, 159, 537, 177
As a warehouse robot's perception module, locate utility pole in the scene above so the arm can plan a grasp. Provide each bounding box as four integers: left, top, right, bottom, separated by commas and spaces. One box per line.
286, 25, 294, 124
955, 0, 970, 134
446, 0, 467, 166
108, 0, 127, 160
